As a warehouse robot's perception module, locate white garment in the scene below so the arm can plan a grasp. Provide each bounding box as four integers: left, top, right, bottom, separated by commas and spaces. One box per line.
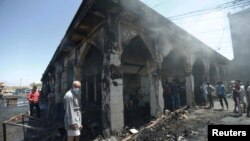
247, 85, 250, 92
63, 89, 82, 130
240, 85, 246, 103
67, 129, 80, 136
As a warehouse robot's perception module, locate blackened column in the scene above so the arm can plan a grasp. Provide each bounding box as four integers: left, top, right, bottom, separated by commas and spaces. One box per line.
102, 10, 124, 136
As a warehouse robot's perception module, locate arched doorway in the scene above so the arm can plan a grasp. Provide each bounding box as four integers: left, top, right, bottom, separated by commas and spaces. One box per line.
121, 36, 155, 128
162, 49, 187, 110
80, 45, 103, 139
192, 59, 205, 105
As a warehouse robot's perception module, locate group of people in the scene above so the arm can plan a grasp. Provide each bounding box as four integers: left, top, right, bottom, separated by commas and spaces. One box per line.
199, 79, 250, 117
199, 80, 228, 110
27, 81, 83, 141
163, 78, 182, 112
230, 80, 250, 117
27, 78, 250, 140
163, 78, 250, 118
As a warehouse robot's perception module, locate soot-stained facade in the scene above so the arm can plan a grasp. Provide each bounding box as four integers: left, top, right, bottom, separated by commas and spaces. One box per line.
41, 0, 230, 137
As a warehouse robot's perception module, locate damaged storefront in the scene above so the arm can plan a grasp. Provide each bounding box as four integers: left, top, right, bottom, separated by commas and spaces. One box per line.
41, 0, 230, 139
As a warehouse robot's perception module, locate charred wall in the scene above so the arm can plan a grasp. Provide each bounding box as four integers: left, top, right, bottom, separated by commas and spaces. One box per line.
41, 0, 231, 138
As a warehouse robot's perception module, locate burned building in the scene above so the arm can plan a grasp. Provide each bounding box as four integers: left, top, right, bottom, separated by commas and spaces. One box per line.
228, 8, 250, 82
41, 0, 230, 137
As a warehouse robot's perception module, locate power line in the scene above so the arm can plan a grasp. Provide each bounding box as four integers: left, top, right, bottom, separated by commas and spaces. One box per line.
192, 28, 230, 34
167, 0, 250, 20
173, 14, 227, 23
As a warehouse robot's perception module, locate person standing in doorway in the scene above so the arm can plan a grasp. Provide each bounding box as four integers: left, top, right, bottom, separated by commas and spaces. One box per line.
170, 78, 181, 111
27, 85, 41, 118
64, 81, 82, 141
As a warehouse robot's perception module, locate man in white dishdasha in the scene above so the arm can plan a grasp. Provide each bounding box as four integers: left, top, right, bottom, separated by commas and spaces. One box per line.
64, 81, 82, 141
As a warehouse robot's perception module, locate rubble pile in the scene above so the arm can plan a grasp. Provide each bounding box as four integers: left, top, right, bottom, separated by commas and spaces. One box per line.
119, 105, 230, 141
93, 104, 231, 141
136, 109, 191, 141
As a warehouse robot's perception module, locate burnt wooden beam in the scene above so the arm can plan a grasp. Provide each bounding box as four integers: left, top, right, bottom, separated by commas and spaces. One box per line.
78, 24, 89, 30
62, 40, 82, 50
122, 62, 145, 68
74, 20, 105, 43
91, 11, 106, 18
71, 33, 85, 41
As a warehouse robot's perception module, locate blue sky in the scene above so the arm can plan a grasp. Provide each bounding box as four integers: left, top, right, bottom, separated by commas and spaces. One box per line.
0, 0, 244, 86
0, 0, 81, 86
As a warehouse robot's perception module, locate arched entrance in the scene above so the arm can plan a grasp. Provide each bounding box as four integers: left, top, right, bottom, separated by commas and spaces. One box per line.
80, 45, 103, 139
121, 36, 155, 128
162, 49, 187, 110
192, 59, 205, 105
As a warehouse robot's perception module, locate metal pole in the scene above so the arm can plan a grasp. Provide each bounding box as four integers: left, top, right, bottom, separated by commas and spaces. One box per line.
3, 122, 7, 141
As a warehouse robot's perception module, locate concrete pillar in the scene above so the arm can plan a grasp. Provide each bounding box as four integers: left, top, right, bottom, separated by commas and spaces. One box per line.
149, 73, 163, 117
158, 80, 164, 113
109, 77, 123, 133
102, 12, 123, 136
185, 56, 195, 106
109, 48, 124, 133
185, 74, 194, 106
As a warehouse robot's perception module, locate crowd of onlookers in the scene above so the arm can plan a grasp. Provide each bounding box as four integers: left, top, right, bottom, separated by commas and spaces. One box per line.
163, 78, 250, 117
229, 80, 250, 117
163, 78, 185, 112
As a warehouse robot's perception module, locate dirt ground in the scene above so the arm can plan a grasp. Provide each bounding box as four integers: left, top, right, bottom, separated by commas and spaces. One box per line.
119, 97, 250, 141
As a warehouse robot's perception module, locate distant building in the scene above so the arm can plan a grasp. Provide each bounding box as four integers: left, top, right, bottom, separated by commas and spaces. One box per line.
0, 82, 5, 94
228, 8, 250, 82
15, 88, 30, 95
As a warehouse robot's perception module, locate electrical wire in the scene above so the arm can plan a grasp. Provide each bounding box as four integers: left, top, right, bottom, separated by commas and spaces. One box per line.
167, 0, 250, 20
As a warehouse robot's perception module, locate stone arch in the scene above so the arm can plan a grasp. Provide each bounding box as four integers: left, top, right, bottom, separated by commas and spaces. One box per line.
122, 35, 156, 63
192, 58, 205, 105
121, 35, 156, 128
162, 49, 187, 109
78, 43, 103, 66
